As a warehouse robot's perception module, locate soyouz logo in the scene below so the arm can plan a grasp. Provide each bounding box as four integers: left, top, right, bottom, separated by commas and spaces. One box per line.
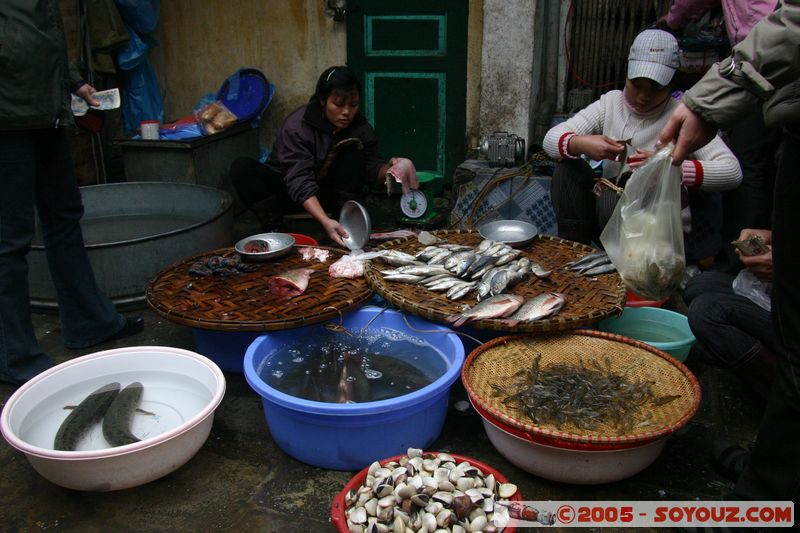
507, 501, 794, 528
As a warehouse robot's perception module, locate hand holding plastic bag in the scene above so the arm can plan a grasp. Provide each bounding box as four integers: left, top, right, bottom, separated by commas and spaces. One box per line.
600, 144, 685, 300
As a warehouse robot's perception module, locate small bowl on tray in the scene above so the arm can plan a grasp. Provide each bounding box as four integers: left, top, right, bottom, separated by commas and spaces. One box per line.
478, 220, 538, 248
234, 232, 295, 261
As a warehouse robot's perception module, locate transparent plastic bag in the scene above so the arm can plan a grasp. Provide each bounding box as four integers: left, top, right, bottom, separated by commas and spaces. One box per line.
195, 100, 237, 135
732, 269, 772, 311
600, 144, 686, 300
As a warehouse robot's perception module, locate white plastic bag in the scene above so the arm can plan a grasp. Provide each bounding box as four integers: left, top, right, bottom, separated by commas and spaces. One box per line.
732, 269, 772, 311
600, 144, 685, 300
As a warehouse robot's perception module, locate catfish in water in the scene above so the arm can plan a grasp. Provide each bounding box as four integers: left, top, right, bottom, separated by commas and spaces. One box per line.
53, 382, 120, 451
102, 382, 144, 447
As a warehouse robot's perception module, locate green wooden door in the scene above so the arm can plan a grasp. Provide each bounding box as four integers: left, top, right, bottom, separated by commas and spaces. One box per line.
346, 0, 468, 184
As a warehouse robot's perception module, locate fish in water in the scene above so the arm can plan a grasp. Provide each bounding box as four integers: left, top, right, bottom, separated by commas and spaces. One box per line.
268, 267, 314, 296
336, 352, 369, 403
500, 292, 566, 327
102, 382, 144, 447
446, 294, 524, 327
54, 382, 121, 451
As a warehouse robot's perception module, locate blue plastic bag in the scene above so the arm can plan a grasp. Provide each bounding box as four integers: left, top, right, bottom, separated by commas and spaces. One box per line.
120, 58, 164, 133
113, 0, 160, 35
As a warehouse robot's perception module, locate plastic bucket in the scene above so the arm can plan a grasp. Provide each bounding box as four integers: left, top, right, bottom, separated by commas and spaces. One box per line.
243, 307, 464, 470
288, 233, 318, 246
596, 306, 695, 362
626, 289, 668, 308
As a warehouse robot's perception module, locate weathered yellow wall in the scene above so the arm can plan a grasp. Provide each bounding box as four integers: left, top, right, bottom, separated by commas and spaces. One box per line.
151, 0, 346, 147
152, 0, 482, 149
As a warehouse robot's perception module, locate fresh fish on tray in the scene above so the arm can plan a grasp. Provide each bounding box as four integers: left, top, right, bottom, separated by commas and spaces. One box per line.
500, 292, 566, 327
268, 268, 314, 296
446, 294, 524, 327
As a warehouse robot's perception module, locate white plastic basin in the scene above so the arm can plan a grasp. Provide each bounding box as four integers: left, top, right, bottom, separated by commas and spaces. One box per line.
1, 346, 225, 491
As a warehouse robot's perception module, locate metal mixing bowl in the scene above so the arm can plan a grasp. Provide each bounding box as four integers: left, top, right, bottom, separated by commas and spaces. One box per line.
478, 219, 539, 247
235, 233, 295, 261
339, 200, 371, 251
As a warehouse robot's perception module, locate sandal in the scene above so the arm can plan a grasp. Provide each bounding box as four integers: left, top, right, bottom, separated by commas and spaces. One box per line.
711, 439, 750, 482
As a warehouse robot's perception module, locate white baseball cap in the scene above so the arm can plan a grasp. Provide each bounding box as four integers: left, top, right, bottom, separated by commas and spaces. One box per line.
627, 30, 680, 86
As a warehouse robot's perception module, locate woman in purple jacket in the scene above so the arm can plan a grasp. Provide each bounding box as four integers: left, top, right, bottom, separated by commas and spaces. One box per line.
231, 66, 417, 246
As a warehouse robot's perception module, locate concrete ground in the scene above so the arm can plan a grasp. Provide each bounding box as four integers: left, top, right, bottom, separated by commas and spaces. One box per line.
0, 209, 764, 532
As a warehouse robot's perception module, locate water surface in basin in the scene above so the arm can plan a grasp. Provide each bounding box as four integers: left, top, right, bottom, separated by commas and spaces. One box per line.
32, 214, 206, 246
18, 371, 211, 451
257, 327, 449, 403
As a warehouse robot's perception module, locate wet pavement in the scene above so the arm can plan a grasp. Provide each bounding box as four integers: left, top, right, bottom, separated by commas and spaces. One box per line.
0, 299, 765, 532
0, 211, 764, 531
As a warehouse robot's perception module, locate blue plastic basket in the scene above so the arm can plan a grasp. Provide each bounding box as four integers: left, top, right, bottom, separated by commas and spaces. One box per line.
243, 307, 464, 470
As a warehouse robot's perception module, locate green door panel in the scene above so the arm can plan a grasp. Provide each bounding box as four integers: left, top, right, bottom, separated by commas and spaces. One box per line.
347, 1, 468, 185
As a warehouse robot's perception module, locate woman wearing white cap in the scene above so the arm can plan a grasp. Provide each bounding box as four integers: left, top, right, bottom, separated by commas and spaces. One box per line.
543, 29, 742, 257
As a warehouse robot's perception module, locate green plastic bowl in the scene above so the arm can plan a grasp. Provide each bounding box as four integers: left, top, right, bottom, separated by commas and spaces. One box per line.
596, 306, 695, 362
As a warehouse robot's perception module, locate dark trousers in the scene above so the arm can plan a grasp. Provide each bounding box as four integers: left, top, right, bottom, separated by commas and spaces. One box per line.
685, 271, 779, 367
734, 128, 800, 502
0, 129, 123, 385
550, 159, 619, 244
715, 111, 779, 273
229, 145, 368, 228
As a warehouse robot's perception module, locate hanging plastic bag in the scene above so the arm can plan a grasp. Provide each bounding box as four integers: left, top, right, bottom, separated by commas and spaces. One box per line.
600, 144, 686, 300
732, 269, 772, 311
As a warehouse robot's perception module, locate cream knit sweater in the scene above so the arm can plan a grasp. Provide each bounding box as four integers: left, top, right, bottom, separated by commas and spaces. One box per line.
543, 90, 742, 190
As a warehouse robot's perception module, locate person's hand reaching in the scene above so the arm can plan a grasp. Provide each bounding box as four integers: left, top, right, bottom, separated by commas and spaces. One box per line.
321, 217, 348, 248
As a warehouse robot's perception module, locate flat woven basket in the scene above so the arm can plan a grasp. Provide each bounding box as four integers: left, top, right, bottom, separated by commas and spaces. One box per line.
365, 230, 625, 333
146, 246, 372, 332
462, 330, 701, 446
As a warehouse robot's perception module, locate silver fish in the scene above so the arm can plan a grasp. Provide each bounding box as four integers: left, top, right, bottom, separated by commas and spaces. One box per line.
476, 239, 495, 253
530, 262, 553, 278
444, 250, 474, 272
420, 273, 454, 286
454, 252, 479, 277
427, 278, 469, 291
489, 269, 511, 296
446, 294, 524, 327
575, 256, 612, 274
380, 250, 422, 266
446, 281, 477, 300
396, 264, 449, 276
383, 273, 425, 283
564, 250, 608, 269
500, 292, 566, 327
494, 250, 521, 266
427, 249, 454, 265
581, 263, 617, 276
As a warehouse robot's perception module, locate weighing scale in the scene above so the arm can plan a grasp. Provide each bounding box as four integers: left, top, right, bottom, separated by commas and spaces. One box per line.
398, 171, 443, 226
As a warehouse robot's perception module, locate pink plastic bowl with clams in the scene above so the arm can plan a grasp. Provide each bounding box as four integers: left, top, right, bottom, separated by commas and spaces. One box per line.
1, 346, 225, 491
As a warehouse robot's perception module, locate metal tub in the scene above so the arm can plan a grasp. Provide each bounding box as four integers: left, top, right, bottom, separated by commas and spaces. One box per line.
29, 182, 234, 310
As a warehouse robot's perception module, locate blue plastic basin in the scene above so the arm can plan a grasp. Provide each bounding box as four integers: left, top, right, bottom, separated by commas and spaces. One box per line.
243, 307, 464, 471
596, 306, 695, 362
192, 329, 259, 374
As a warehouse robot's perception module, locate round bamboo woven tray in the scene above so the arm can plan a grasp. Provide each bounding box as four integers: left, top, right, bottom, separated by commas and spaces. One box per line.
146, 246, 372, 332
364, 230, 625, 333
462, 330, 701, 446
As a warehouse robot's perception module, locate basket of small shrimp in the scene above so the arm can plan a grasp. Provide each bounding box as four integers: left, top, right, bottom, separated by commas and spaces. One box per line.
462, 329, 701, 484
331, 448, 535, 533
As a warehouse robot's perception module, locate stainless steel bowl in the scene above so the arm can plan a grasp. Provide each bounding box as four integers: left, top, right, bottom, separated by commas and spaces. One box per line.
478, 219, 539, 247
234, 233, 295, 261
339, 200, 371, 251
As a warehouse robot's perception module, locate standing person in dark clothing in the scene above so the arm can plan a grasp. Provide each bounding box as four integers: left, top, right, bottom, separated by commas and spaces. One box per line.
230, 66, 418, 247
659, 0, 781, 274
0, 0, 144, 386
659, 0, 799, 503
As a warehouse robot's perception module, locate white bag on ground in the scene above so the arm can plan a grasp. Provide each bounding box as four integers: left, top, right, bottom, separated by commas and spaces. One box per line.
600, 145, 685, 301
732, 269, 772, 311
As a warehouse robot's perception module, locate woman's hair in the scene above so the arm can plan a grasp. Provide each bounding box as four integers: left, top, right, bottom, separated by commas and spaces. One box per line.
314, 66, 361, 102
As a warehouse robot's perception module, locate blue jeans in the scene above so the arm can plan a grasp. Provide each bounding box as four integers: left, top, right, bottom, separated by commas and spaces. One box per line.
0, 128, 124, 385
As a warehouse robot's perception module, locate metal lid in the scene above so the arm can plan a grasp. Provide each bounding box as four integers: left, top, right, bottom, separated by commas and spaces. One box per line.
339, 200, 371, 250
